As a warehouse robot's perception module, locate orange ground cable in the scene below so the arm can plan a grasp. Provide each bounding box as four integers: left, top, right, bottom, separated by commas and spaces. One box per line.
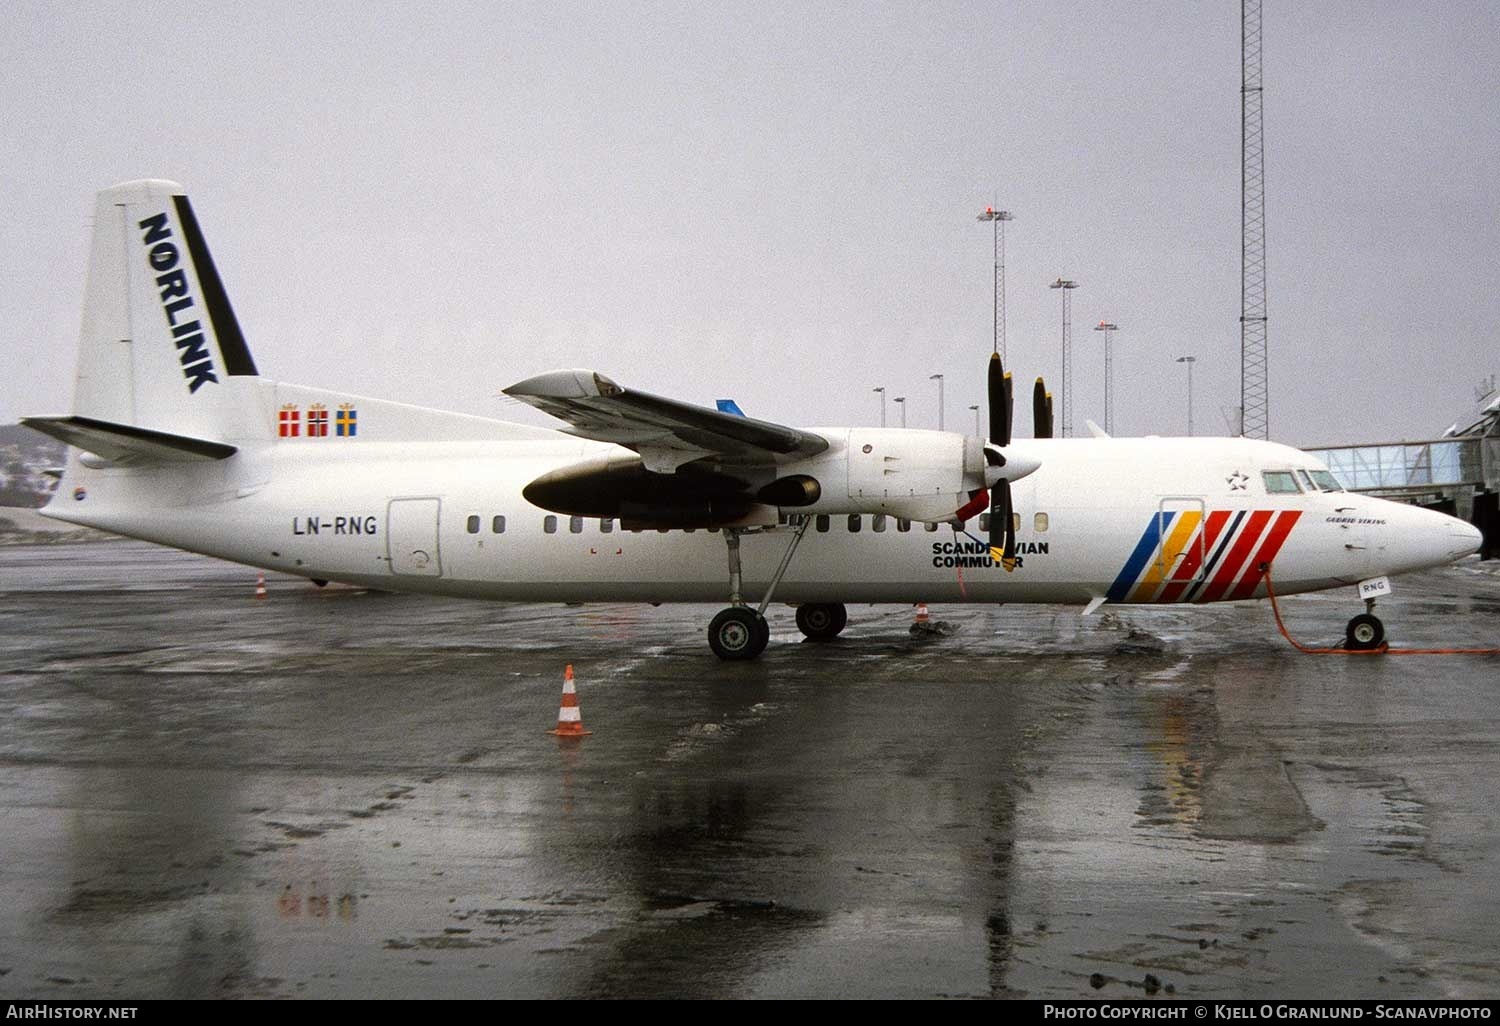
1262, 564, 1500, 656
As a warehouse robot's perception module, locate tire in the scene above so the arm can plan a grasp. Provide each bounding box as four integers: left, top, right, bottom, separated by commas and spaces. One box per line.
1345, 613, 1385, 650
795, 602, 848, 641
753, 612, 771, 653
708, 607, 768, 661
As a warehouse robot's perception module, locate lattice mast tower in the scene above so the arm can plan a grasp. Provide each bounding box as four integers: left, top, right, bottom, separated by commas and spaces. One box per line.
1241, 0, 1269, 439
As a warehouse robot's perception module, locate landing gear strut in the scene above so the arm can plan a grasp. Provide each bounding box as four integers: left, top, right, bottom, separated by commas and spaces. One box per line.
1345, 598, 1386, 651
795, 602, 848, 641
708, 517, 812, 661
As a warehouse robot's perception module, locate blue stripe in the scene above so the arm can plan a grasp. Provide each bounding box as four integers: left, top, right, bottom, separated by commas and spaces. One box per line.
1107, 512, 1174, 602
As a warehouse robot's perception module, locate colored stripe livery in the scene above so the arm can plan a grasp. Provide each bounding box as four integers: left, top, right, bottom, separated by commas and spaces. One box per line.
1108, 509, 1302, 604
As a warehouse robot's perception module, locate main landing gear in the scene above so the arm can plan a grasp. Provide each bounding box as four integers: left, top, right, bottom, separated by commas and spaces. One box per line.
795, 602, 848, 641
1345, 597, 1386, 651
708, 517, 813, 661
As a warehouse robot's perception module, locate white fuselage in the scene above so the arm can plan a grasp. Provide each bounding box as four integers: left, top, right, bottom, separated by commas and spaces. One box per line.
43, 428, 1479, 608
31, 180, 1485, 633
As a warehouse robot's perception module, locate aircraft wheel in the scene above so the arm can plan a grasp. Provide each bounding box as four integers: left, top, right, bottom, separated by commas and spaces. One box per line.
753, 611, 771, 653
708, 607, 768, 661
795, 602, 848, 641
1345, 613, 1385, 650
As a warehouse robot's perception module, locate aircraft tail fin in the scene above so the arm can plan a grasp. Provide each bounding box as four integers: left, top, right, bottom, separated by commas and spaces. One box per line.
64, 179, 267, 451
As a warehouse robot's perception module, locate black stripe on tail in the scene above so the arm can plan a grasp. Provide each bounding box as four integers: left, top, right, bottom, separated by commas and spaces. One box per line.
172, 195, 258, 377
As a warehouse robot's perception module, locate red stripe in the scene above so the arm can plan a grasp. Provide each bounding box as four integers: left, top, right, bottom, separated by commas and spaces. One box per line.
1157, 509, 1232, 604
1227, 510, 1303, 600
1196, 510, 1273, 603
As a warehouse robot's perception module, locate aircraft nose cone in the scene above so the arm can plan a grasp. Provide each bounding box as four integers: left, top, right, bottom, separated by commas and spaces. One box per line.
1450, 519, 1484, 558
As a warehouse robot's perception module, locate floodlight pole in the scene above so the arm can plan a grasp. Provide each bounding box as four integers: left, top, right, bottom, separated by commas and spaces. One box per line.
1093, 321, 1119, 434
977, 207, 1015, 361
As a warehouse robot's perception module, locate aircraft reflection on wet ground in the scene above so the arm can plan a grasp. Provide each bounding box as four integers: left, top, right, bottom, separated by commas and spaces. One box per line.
1, 541, 1497, 998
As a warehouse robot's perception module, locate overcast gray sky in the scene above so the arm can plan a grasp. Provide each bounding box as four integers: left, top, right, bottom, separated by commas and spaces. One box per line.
3, 1, 1496, 446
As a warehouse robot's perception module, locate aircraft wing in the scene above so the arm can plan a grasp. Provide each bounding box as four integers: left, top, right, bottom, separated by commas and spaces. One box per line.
503, 369, 829, 472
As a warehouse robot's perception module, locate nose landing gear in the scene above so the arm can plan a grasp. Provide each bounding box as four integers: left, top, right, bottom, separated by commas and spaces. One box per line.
1345, 598, 1386, 651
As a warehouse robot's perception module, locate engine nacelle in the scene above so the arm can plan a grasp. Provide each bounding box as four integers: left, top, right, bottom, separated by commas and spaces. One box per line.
776, 429, 986, 523
522, 454, 757, 527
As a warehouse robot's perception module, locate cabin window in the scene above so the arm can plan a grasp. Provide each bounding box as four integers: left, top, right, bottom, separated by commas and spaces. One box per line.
897, 518, 911, 532
491, 515, 506, 534
1034, 512, 1049, 532
847, 514, 862, 533
466, 515, 480, 534
1262, 470, 1301, 494
568, 516, 584, 534
816, 515, 830, 533
979, 513, 990, 532
543, 515, 558, 534
1012, 512, 1022, 534
924, 522, 939, 533
599, 518, 614, 533
872, 514, 887, 533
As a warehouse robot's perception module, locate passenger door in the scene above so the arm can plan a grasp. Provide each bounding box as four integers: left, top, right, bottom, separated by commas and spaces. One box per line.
1153, 496, 1207, 585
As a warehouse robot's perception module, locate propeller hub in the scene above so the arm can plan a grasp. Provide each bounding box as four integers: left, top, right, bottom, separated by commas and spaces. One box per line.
982, 443, 1041, 486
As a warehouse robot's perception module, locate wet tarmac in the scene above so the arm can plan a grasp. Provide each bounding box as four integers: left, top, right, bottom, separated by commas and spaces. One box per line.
0, 540, 1497, 999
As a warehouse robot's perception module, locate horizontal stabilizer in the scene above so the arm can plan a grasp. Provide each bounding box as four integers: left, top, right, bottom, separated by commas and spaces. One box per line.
21, 415, 237, 465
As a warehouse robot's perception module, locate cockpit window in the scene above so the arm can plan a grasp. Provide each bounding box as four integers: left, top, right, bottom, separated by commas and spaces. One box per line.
1261, 470, 1302, 494
1309, 469, 1344, 492
1296, 470, 1318, 492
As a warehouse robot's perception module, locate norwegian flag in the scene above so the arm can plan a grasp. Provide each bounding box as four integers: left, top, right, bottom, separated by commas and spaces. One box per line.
278, 406, 300, 438
307, 405, 329, 438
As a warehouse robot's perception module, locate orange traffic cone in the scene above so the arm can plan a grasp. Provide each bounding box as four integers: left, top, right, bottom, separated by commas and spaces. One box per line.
913, 602, 930, 625
255, 571, 268, 600
547, 664, 592, 737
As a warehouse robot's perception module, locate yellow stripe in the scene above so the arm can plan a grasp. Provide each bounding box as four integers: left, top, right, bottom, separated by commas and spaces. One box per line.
1129, 510, 1202, 603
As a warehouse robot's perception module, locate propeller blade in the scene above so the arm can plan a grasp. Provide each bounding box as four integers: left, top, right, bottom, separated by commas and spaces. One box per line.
987, 353, 1011, 448
1005, 373, 1014, 442
1004, 491, 1017, 566
988, 479, 1014, 566
1033, 377, 1053, 439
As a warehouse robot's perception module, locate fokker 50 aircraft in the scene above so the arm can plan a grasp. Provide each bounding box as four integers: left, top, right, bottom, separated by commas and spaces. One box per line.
25, 181, 1484, 659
